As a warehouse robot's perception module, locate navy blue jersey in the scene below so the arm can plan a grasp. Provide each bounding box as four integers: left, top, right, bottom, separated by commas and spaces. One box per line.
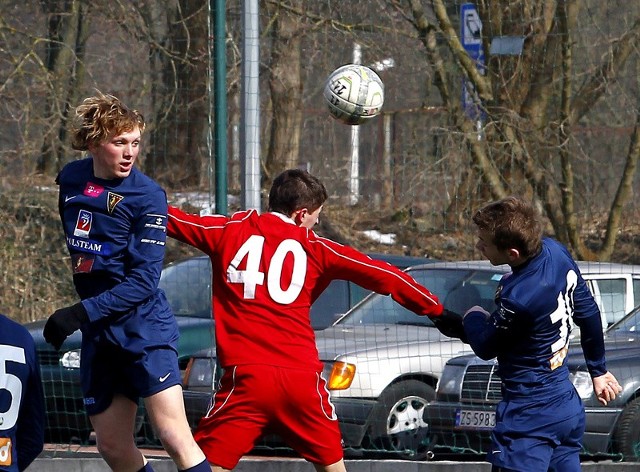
0, 314, 45, 472
465, 238, 606, 397
56, 157, 178, 351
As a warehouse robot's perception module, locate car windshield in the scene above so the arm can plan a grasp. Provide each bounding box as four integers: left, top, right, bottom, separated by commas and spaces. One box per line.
336, 267, 503, 327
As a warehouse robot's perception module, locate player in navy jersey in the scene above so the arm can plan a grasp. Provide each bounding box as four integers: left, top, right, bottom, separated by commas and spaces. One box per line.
462, 196, 622, 472
42, 92, 208, 472
167, 169, 445, 472
0, 314, 45, 472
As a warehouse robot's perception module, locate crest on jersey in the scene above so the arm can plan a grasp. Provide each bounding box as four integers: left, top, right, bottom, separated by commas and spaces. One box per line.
107, 192, 124, 214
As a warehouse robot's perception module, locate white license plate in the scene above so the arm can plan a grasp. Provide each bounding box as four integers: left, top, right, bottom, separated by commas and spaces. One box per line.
455, 409, 496, 430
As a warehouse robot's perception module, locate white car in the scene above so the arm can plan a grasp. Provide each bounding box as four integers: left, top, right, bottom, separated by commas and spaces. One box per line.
315, 260, 640, 460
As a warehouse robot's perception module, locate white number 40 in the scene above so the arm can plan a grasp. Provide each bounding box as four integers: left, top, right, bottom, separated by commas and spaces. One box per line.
226, 235, 307, 304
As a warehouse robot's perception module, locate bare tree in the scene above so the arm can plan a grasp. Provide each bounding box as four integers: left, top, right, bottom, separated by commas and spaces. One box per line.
36, 0, 89, 174
263, 0, 305, 183
393, 0, 640, 260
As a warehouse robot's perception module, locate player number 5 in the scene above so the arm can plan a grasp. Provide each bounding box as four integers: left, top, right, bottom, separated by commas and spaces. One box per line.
0, 345, 26, 431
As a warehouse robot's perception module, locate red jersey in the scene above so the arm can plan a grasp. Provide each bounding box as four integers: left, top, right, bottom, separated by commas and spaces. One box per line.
167, 207, 443, 371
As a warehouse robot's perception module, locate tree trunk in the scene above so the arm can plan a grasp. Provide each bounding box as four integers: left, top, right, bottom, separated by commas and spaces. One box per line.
264, 0, 304, 183
37, 0, 88, 174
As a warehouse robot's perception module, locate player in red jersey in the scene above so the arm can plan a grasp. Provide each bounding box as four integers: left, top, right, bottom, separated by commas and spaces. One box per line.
167, 169, 444, 472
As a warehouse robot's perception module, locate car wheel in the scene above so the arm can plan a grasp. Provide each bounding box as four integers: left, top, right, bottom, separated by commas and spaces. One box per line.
367, 380, 436, 460
612, 397, 640, 460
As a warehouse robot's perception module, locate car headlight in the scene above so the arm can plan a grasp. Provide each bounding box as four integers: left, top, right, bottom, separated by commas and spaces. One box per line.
325, 361, 356, 390
569, 370, 593, 400
436, 364, 466, 396
60, 349, 81, 369
184, 357, 217, 389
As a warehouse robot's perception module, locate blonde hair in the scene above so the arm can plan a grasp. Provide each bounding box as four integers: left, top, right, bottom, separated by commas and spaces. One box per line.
71, 91, 145, 151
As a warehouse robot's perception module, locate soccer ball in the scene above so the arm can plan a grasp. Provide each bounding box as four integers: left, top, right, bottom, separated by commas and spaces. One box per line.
323, 64, 384, 125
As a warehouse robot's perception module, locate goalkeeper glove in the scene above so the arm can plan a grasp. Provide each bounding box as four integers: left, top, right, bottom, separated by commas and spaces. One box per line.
43, 302, 88, 350
431, 309, 468, 343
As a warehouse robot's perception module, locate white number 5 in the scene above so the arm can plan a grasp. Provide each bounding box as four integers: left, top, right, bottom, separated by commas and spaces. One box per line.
0, 345, 25, 431
226, 235, 307, 304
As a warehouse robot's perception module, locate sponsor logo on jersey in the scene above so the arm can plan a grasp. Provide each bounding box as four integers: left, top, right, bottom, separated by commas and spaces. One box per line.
107, 192, 124, 214
72, 254, 95, 273
74, 210, 92, 238
84, 397, 96, 405
159, 372, 171, 382
0, 438, 12, 467
144, 214, 167, 232
549, 345, 568, 371
141, 238, 165, 246
64, 194, 78, 203
66, 236, 111, 256
84, 182, 104, 197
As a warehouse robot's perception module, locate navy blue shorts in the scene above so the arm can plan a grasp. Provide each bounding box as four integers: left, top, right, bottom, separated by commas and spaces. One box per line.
488, 388, 585, 472
80, 338, 181, 416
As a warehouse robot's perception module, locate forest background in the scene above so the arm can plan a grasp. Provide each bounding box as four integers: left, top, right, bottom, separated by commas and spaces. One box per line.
1, 0, 640, 324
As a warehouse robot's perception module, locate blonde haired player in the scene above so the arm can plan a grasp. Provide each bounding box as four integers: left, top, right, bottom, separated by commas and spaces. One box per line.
43, 91, 208, 472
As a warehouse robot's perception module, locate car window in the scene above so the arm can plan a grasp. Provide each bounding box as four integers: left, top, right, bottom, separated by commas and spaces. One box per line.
349, 282, 370, 307
634, 278, 640, 308
609, 306, 640, 333
160, 258, 212, 319
590, 278, 628, 326
310, 280, 351, 329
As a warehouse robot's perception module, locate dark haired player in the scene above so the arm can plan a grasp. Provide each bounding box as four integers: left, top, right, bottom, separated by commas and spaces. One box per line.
0, 314, 45, 472
42, 92, 208, 472
463, 196, 622, 472
167, 168, 445, 472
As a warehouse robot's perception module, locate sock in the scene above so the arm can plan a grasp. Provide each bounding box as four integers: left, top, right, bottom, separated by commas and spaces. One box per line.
137, 463, 155, 472
179, 458, 210, 472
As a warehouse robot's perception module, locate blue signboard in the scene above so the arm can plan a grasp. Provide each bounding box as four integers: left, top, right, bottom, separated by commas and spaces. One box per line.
460, 3, 485, 120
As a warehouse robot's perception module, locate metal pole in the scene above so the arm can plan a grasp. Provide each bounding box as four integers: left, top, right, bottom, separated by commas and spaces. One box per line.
212, 0, 228, 215
349, 43, 361, 206
240, 0, 261, 211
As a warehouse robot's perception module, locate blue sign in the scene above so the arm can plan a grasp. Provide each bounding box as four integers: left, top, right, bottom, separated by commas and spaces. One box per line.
461, 3, 485, 121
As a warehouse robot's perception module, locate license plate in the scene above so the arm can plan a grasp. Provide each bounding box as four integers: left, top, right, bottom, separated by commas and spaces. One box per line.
455, 409, 496, 429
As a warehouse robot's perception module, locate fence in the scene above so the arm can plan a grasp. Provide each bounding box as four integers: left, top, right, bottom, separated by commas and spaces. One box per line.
2, 0, 640, 465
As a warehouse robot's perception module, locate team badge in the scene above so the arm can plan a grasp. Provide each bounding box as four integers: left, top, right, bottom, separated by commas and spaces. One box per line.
84, 182, 104, 197
72, 254, 95, 273
107, 192, 124, 214
0, 438, 12, 467
74, 210, 92, 238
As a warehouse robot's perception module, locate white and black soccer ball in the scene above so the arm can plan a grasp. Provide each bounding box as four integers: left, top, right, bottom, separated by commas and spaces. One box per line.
323, 64, 384, 125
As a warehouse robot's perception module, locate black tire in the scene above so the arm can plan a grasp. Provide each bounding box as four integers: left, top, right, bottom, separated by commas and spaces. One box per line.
367, 380, 436, 461
612, 397, 640, 461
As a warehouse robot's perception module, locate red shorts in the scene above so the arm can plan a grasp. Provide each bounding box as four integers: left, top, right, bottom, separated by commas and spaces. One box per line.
194, 364, 344, 469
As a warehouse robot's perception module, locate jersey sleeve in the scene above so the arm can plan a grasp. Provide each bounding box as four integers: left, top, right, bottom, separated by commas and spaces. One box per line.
313, 237, 443, 317
82, 188, 169, 322
16, 334, 45, 472
463, 299, 523, 360
166, 205, 230, 254
572, 271, 607, 377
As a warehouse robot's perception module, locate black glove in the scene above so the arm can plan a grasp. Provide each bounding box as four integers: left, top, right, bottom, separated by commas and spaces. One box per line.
431, 309, 468, 343
43, 302, 88, 350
